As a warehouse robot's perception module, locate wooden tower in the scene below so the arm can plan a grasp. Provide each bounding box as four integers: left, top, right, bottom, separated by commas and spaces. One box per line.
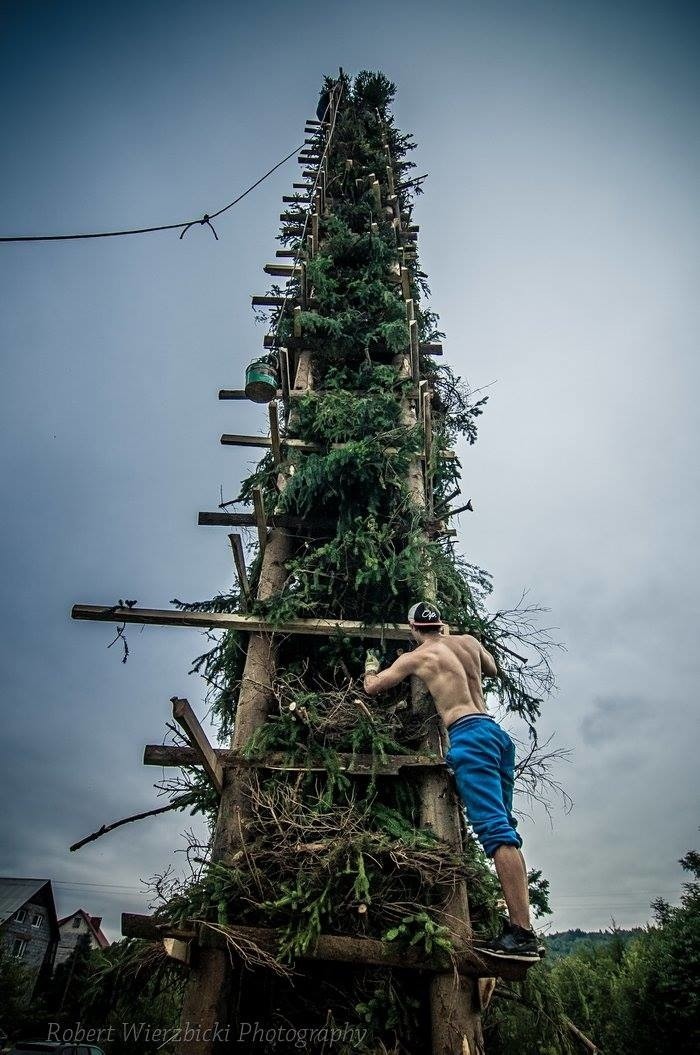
73, 71, 531, 1054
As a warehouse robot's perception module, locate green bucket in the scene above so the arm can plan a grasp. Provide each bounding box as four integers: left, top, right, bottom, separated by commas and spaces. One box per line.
245, 360, 278, 403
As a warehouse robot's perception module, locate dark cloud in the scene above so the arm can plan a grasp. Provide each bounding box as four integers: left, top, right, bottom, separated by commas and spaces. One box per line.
580, 695, 654, 746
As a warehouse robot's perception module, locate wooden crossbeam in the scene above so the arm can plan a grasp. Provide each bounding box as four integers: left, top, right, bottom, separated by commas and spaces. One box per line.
276, 249, 298, 257
263, 263, 300, 277
198, 511, 331, 532
120, 913, 527, 981
218, 388, 285, 401
220, 433, 455, 459
262, 334, 443, 356
171, 697, 224, 795
71, 605, 417, 640
217, 389, 253, 401
252, 296, 292, 308
143, 745, 443, 775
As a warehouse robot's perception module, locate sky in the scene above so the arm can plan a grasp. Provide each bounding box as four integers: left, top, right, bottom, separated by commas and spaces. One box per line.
1, 0, 698, 941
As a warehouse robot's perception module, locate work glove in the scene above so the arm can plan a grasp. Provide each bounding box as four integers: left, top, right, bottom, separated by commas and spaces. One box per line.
364, 649, 381, 676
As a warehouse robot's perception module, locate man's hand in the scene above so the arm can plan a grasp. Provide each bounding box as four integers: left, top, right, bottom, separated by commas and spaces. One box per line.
364, 649, 381, 676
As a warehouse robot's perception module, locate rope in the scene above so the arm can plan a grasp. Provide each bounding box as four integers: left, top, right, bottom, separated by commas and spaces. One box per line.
0, 143, 303, 244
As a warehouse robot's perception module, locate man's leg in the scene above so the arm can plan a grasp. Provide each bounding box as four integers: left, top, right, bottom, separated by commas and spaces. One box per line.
496, 731, 532, 930
493, 845, 530, 930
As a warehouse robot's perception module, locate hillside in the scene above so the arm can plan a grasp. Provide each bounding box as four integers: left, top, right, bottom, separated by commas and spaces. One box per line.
545, 927, 645, 959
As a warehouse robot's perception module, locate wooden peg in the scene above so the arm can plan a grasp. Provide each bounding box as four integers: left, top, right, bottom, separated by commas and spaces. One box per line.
170, 696, 224, 795
252, 486, 268, 553
228, 533, 251, 608
279, 347, 291, 402
269, 403, 281, 465
410, 320, 420, 382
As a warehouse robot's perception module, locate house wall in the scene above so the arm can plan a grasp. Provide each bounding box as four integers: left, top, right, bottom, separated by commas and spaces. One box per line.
54, 914, 101, 968
0, 898, 55, 993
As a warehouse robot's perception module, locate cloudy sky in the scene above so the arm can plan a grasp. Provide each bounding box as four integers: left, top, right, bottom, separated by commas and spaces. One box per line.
1, 0, 698, 941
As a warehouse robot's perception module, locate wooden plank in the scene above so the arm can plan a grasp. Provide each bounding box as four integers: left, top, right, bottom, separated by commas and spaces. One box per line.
123, 913, 195, 941
252, 486, 267, 553
252, 295, 290, 308
120, 914, 528, 981
171, 697, 224, 795
71, 604, 418, 640
143, 744, 443, 775
219, 433, 455, 459
263, 263, 300, 277
263, 335, 440, 357
276, 249, 298, 257
228, 533, 251, 606
198, 511, 330, 532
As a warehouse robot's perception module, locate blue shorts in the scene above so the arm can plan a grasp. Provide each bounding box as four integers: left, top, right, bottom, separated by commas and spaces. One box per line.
445, 714, 522, 858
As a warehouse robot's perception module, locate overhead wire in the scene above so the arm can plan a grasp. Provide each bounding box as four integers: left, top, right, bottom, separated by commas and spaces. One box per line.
0, 143, 304, 243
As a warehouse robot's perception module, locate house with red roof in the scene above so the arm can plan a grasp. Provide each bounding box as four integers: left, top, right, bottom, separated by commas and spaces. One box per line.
54, 908, 110, 968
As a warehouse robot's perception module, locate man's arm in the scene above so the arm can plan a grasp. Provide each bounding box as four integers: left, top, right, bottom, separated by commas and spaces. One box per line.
363, 651, 416, 696
479, 642, 498, 678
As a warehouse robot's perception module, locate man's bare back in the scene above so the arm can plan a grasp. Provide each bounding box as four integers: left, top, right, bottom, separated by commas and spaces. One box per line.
364, 633, 498, 728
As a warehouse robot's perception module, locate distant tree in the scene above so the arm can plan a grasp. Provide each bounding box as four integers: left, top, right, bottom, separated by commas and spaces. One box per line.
0, 944, 38, 1040
486, 849, 700, 1055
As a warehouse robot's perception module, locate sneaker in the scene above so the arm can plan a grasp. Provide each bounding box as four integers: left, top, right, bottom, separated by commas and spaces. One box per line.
474, 924, 540, 963
497, 916, 546, 958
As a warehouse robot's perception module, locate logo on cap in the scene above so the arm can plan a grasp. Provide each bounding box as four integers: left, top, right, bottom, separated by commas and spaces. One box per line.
407, 601, 442, 626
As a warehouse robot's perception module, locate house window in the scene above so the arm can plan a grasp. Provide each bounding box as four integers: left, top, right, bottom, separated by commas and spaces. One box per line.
14, 908, 27, 923
72, 917, 81, 928
31, 912, 43, 928
11, 938, 28, 959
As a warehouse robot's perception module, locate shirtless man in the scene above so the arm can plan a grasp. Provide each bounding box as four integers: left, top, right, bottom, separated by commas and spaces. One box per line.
363, 600, 540, 962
